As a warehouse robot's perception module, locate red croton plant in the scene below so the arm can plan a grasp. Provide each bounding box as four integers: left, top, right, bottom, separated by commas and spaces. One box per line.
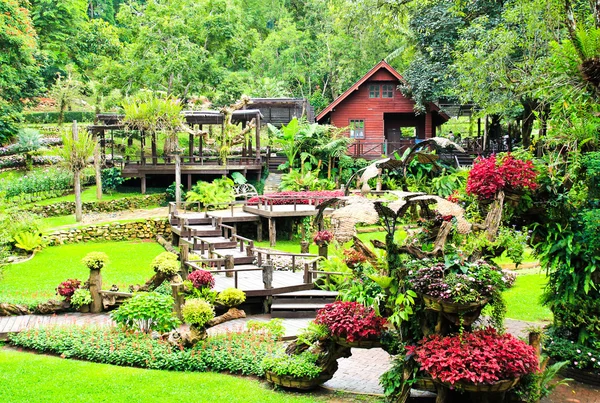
466, 154, 538, 200
407, 328, 539, 385
315, 301, 386, 342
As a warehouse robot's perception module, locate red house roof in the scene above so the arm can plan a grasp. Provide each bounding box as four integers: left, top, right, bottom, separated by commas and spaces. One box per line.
316, 60, 449, 122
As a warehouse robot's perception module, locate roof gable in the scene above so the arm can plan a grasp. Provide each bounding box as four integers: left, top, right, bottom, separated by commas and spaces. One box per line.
316, 60, 408, 121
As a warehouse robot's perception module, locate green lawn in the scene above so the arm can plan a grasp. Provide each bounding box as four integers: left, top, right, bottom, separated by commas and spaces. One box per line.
27, 186, 147, 207
503, 271, 552, 323
255, 232, 389, 255
0, 349, 341, 403
0, 241, 164, 306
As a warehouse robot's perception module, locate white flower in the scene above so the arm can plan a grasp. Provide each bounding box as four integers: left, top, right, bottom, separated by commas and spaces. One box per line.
577, 349, 581, 354
588, 352, 592, 356
574, 361, 578, 365
592, 358, 596, 362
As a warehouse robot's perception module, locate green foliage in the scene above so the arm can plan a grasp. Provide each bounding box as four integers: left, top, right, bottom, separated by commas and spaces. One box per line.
58, 129, 96, 173
111, 292, 180, 333
296, 321, 329, 348
183, 281, 218, 303
166, 182, 186, 202
495, 226, 529, 267
150, 252, 179, 276
246, 319, 285, 339
262, 351, 322, 379
513, 359, 571, 403
0, 168, 75, 202
280, 170, 334, 191
70, 288, 92, 308
13, 231, 43, 253
182, 298, 215, 328
16, 128, 43, 171
81, 251, 109, 270
185, 178, 234, 210
216, 288, 246, 308
21, 112, 97, 124
101, 168, 125, 192
230, 172, 247, 185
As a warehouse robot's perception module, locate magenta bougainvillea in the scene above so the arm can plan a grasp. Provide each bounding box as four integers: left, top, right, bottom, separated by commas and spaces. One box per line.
407, 327, 539, 385
56, 279, 81, 302
315, 301, 387, 342
466, 154, 538, 200
187, 269, 215, 289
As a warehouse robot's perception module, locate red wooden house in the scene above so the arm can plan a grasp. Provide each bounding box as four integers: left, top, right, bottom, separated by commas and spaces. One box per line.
316, 60, 449, 159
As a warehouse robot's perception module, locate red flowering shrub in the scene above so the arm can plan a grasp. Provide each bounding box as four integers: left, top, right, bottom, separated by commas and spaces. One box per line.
247, 190, 343, 205
187, 269, 215, 289
315, 301, 387, 342
407, 328, 539, 385
466, 154, 537, 200
343, 249, 367, 268
313, 230, 334, 245
56, 279, 81, 302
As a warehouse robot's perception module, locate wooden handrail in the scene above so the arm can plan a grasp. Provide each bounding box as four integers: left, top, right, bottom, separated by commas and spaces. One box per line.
253, 247, 318, 258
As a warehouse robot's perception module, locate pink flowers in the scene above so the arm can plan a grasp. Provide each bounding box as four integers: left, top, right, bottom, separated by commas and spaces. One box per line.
315, 301, 386, 342
187, 269, 215, 289
466, 154, 538, 200
407, 327, 539, 385
56, 279, 81, 302
313, 230, 334, 245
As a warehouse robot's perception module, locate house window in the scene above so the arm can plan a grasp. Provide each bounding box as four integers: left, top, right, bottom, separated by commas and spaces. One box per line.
350, 120, 365, 139
382, 84, 394, 98
369, 85, 379, 98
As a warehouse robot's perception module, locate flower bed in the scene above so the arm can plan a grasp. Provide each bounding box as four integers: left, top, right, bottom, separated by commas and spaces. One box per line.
247, 190, 343, 205
407, 328, 539, 386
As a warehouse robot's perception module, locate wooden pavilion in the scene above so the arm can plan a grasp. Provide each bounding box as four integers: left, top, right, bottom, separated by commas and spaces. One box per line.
89, 110, 263, 193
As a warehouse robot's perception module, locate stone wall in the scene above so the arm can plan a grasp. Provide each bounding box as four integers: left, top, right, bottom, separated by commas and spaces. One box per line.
27, 194, 167, 217
43, 218, 171, 246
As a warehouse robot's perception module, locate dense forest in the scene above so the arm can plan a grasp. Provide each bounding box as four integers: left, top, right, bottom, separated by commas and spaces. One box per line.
2, 0, 600, 149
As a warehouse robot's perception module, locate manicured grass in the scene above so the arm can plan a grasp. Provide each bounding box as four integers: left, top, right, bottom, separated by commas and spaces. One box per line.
503, 271, 552, 323
0, 349, 337, 403
28, 186, 145, 206
0, 241, 164, 306
38, 215, 78, 232
492, 247, 538, 266
255, 232, 390, 255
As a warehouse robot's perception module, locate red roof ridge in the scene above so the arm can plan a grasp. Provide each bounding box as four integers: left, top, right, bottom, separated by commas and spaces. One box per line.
316, 60, 408, 122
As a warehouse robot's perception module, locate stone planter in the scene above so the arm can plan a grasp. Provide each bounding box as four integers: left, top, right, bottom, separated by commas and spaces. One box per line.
265, 371, 332, 390
79, 304, 90, 313
331, 335, 382, 349
435, 377, 520, 393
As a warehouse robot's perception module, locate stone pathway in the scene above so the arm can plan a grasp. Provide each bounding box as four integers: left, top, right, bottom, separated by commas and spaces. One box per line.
2, 312, 594, 401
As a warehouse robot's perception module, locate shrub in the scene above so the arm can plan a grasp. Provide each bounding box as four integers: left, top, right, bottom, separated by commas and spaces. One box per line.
70, 288, 92, 308
217, 288, 246, 308
101, 167, 125, 192
262, 351, 322, 379
407, 327, 539, 385
313, 230, 334, 245
315, 301, 386, 342
111, 292, 180, 333
13, 231, 43, 252
56, 279, 81, 302
187, 269, 215, 289
182, 299, 215, 328
81, 252, 109, 270
22, 111, 96, 124
151, 252, 179, 276
544, 329, 600, 373
185, 178, 234, 210
246, 319, 285, 339
466, 154, 538, 200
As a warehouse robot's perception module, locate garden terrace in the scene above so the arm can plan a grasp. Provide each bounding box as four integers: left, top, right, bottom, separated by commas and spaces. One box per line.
89, 110, 264, 193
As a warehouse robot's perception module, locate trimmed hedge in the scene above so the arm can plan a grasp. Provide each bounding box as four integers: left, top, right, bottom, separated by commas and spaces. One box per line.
25, 193, 167, 217
22, 111, 96, 124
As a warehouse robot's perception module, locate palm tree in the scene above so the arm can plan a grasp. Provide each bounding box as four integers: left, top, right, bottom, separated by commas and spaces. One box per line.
59, 123, 96, 222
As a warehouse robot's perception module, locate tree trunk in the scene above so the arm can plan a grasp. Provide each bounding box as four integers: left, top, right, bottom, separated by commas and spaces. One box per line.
94, 135, 102, 200
74, 171, 83, 222
521, 101, 536, 149
206, 308, 246, 327
175, 153, 182, 208
88, 268, 103, 313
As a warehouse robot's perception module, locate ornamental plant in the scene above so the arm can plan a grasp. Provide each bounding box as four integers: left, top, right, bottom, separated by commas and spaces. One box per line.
70, 288, 92, 308
188, 269, 215, 289
56, 279, 81, 302
466, 154, 538, 200
182, 298, 215, 328
407, 327, 539, 385
217, 288, 246, 308
151, 252, 179, 276
262, 351, 322, 379
82, 251, 109, 270
111, 292, 180, 333
343, 249, 367, 268
313, 230, 334, 245
315, 301, 386, 342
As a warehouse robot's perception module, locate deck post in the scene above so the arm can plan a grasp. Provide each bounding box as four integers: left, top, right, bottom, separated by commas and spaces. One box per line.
257, 219, 263, 242
268, 218, 276, 247
255, 112, 261, 162
262, 260, 273, 290
225, 255, 234, 278
180, 244, 189, 279
151, 132, 157, 164
141, 175, 147, 195
171, 282, 184, 320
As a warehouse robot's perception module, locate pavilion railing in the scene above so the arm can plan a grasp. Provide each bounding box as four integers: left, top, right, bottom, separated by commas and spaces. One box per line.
348, 140, 414, 158
250, 194, 341, 212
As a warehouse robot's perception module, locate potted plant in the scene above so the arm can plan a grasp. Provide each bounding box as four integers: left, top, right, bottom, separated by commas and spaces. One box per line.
262, 351, 328, 390
408, 260, 508, 327
313, 230, 334, 259
56, 278, 82, 303
315, 301, 386, 348
70, 288, 93, 312
408, 328, 539, 395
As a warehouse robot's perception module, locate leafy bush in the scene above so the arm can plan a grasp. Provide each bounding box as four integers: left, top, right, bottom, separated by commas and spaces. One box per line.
466, 154, 538, 200
544, 329, 600, 373
111, 292, 180, 333
151, 252, 179, 276
408, 327, 539, 385
182, 299, 215, 327
70, 288, 92, 308
22, 111, 96, 124
187, 269, 215, 289
13, 231, 43, 252
0, 208, 39, 248
262, 351, 322, 379
56, 279, 81, 302
280, 170, 335, 191
246, 319, 285, 339
10, 326, 207, 371
101, 168, 125, 192
166, 182, 186, 201
217, 288, 246, 308
81, 252, 109, 270
185, 178, 234, 210
315, 301, 386, 342
0, 168, 73, 200
313, 230, 334, 245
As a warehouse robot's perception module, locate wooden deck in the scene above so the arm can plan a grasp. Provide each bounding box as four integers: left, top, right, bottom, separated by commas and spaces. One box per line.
210, 268, 312, 297
243, 204, 322, 218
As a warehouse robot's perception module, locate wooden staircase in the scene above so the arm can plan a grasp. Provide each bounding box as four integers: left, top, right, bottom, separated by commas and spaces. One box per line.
270, 289, 338, 318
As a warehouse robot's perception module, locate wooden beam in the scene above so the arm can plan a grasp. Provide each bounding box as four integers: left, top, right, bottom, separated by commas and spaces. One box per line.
269, 218, 276, 247
189, 132, 194, 160
255, 112, 261, 160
